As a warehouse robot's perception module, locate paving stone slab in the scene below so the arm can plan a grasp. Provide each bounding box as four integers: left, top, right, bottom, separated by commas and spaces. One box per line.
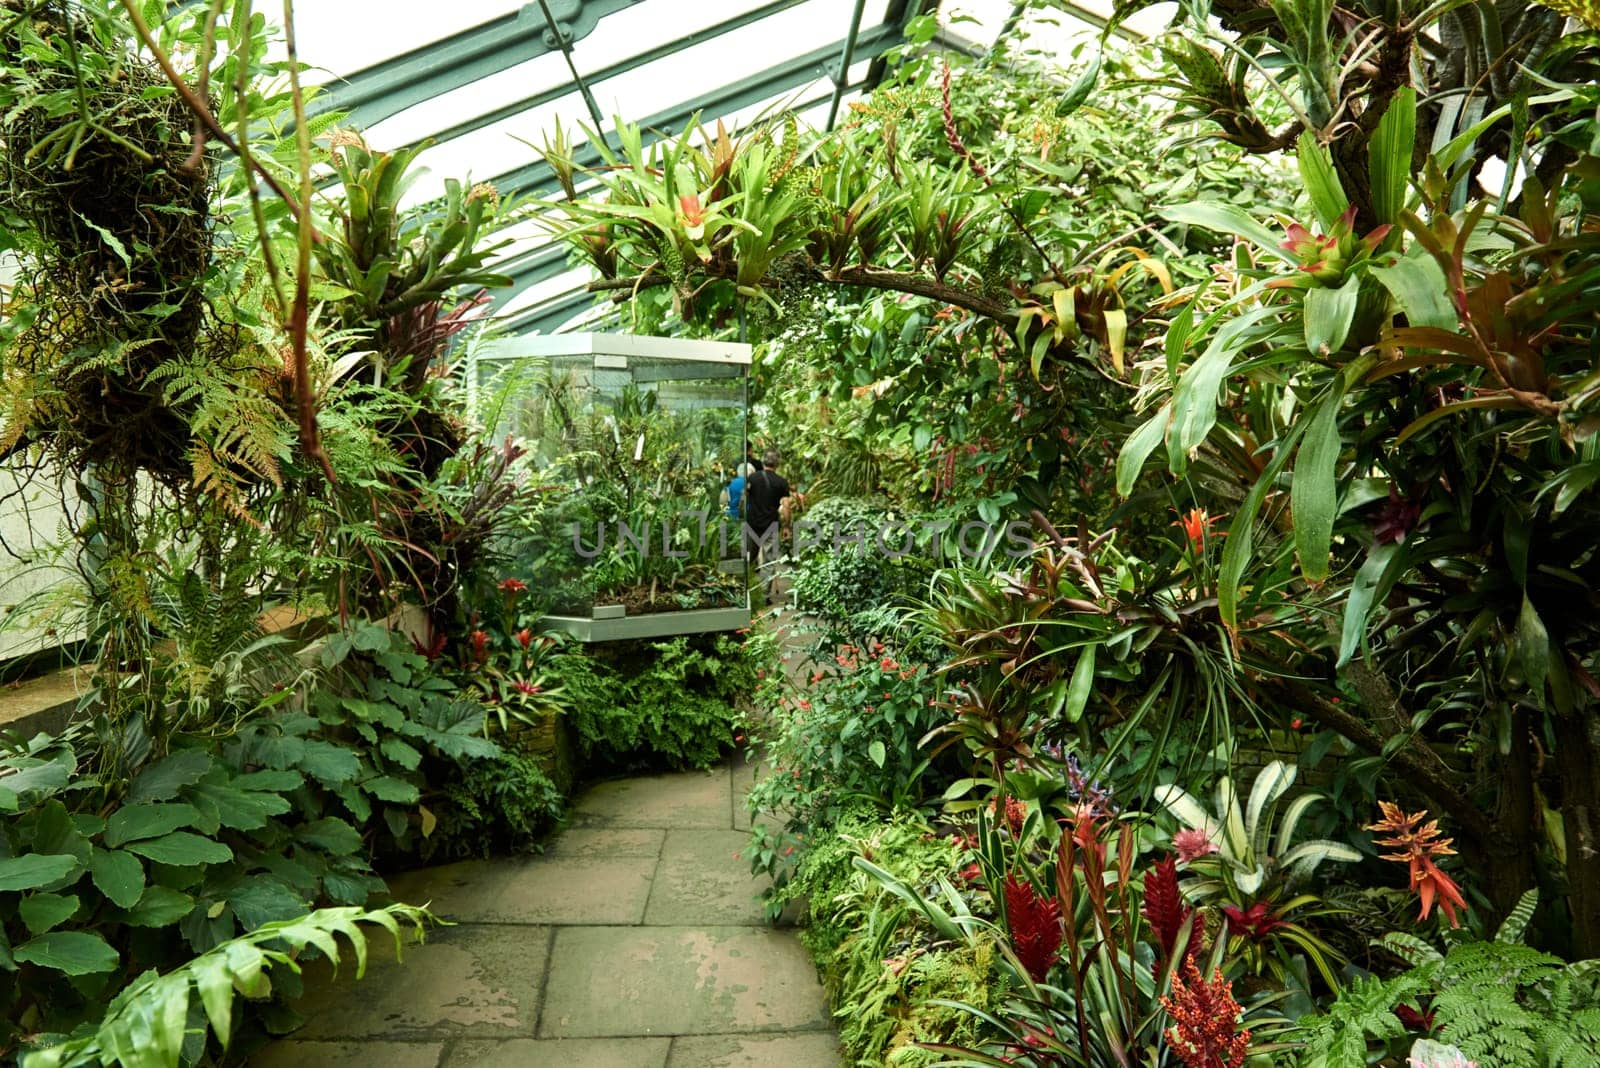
388, 855, 655, 925
250, 1040, 443, 1068
539, 926, 829, 1038
644, 830, 768, 927
570, 770, 733, 829
446, 1038, 670, 1068
543, 827, 666, 859
666, 1032, 842, 1067
295, 924, 549, 1040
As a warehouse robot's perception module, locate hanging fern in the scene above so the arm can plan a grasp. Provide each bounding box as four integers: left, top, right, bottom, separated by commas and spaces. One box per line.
20, 904, 432, 1068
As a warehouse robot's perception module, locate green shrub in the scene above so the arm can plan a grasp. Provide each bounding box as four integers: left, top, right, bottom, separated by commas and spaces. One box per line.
786, 809, 1002, 1067
430, 751, 564, 859
786, 497, 932, 639
556, 631, 776, 771
745, 637, 950, 904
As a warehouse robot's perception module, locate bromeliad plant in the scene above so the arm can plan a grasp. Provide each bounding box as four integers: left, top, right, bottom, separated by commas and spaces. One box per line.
1155, 761, 1359, 990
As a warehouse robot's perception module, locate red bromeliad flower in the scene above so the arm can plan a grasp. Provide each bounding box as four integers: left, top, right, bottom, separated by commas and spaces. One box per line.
1271, 204, 1392, 288
512, 679, 542, 696
515, 628, 533, 649
1003, 873, 1062, 982
1141, 855, 1195, 962
1372, 486, 1424, 545
1221, 901, 1289, 940
499, 577, 527, 593
677, 193, 707, 240
1366, 802, 1469, 928
1160, 959, 1251, 1068
469, 629, 490, 666
1174, 507, 1223, 550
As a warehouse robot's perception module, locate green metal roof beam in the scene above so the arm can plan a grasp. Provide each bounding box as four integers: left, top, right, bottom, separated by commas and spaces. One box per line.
535, 0, 607, 129
313, 0, 648, 129
413, 1, 805, 153
825, 0, 869, 130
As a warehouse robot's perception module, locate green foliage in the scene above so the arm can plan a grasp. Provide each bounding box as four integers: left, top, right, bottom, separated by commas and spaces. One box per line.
786, 496, 933, 640
431, 751, 564, 859
21, 904, 431, 1068
745, 635, 949, 910
1297, 940, 1600, 1067
785, 809, 1002, 1066
556, 632, 774, 771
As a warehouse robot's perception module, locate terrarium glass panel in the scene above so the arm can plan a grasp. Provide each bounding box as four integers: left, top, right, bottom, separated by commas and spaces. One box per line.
475, 333, 751, 639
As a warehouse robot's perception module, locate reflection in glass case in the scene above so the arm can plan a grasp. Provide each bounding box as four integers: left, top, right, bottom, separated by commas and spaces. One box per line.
475, 333, 751, 641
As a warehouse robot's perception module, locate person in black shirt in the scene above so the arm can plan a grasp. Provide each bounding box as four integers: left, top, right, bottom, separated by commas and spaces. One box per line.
744, 448, 790, 600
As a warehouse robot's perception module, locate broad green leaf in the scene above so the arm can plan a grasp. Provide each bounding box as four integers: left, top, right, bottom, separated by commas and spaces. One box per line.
1339, 542, 1402, 666
1369, 248, 1455, 329
1219, 422, 1304, 629
220, 878, 308, 931
187, 783, 290, 831
128, 750, 214, 803
104, 802, 201, 847
362, 776, 420, 804
1168, 304, 1280, 473
1062, 645, 1096, 724
194, 954, 236, 1048
90, 848, 145, 910
298, 740, 361, 785
1292, 391, 1345, 582
1161, 202, 1294, 261
1369, 88, 1417, 226
19, 893, 80, 935
868, 740, 887, 768
1055, 52, 1101, 118
298, 817, 364, 854
13, 930, 119, 975
1514, 593, 1551, 705
0, 854, 80, 892
120, 886, 196, 927
1303, 274, 1360, 355
124, 832, 234, 867
1116, 404, 1169, 496
1296, 131, 1348, 230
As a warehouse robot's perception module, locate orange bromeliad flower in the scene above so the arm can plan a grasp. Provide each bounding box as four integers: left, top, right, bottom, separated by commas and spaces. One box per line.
1366, 802, 1469, 928
1174, 507, 1223, 550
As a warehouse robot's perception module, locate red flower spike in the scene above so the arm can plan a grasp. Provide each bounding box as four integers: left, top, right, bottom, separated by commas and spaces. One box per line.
515, 628, 533, 649
498, 578, 527, 593
1142, 855, 1194, 962
1003, 873, 1062, 982
1160, 959, 1251, 1068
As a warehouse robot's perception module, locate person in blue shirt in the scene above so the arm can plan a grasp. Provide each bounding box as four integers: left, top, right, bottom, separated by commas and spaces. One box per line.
722, 463, 751, 519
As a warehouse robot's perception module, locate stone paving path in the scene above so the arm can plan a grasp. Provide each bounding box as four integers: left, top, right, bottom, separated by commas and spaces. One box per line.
252, 760, 839, 1067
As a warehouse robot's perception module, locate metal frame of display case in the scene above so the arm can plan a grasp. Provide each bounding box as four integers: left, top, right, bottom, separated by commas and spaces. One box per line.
474, 332, 753, 642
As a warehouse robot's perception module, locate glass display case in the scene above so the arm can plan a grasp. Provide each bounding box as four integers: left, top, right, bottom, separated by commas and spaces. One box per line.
474, 332, 752, 641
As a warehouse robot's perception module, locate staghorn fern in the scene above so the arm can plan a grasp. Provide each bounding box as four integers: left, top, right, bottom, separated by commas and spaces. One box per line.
21, 904, 433, 1068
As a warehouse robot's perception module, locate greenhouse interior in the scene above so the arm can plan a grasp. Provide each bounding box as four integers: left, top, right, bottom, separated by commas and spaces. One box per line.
0, 0, 1597, 1065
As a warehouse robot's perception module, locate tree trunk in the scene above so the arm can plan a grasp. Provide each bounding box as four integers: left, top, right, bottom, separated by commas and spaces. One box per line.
1551, 711, 1600, 958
